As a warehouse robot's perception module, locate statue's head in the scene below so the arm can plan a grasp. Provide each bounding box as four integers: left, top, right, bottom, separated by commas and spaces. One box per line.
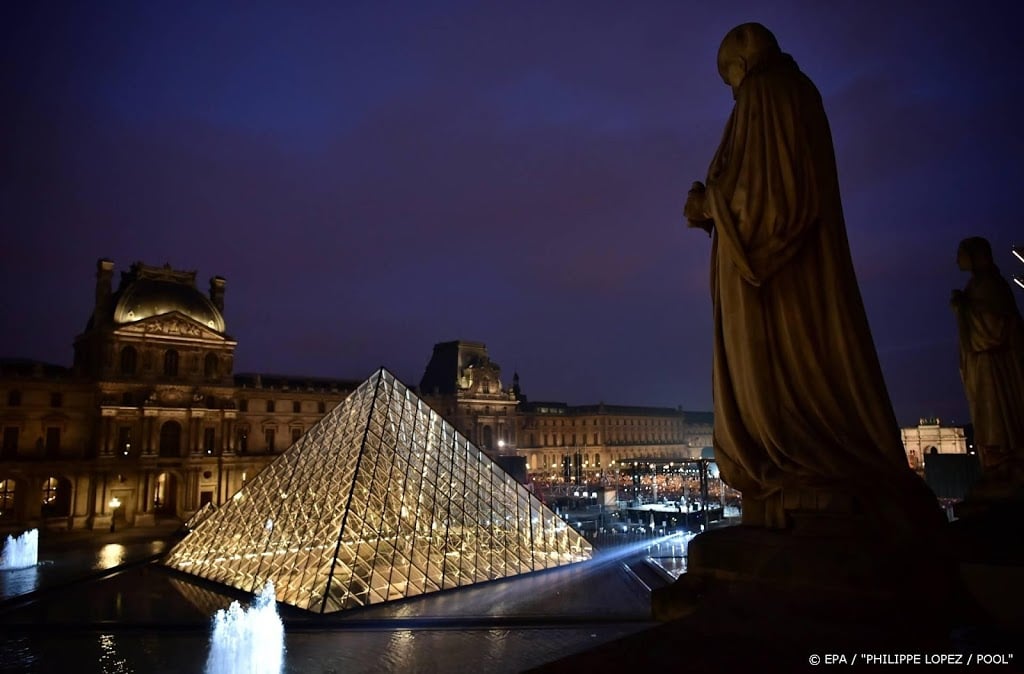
957, 236, 994, 272
717, 23, 781, 96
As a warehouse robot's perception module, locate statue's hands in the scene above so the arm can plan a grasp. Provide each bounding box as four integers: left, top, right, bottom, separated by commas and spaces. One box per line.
684, 181, 713, 235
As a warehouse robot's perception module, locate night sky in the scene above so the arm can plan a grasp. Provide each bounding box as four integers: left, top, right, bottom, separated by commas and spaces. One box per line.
3, 1, 1022, 427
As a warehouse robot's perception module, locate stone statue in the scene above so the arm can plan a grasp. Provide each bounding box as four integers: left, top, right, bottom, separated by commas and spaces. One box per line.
683, 23, 942, 534
952, 236, 1024, 481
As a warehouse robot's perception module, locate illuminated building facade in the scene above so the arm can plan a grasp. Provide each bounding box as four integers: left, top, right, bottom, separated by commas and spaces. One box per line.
1, 259, 714, 533
0, 260, 357, 531
165, 369, 591, 612
901, 417, 968, 472
515, 402, 713, 483
416, 341, 716, 484
418, 341, 519, 453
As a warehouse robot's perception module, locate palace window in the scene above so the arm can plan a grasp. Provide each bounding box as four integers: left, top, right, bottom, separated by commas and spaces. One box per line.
203, 427, 215, 455
265, 428, 276, 452
6, 390, 21, 407
45, 427, 61, 455
50, 392, 63, 408
266, 400, 275, 413
238, 399, 248, 412
159, 421, 182, 457
317, 401, 326, 414
0, 479, 14, 515
120, 346, 137, 375
204, 353, 219, 379
163, 350, 179, 376
292, 401, 301, 414
41, 477, 58, 506
2, 427, 18, 458
291, 428, 302, 444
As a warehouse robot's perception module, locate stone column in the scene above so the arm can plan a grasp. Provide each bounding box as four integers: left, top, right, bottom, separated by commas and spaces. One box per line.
100, 414, 114, 456
90, 472, 113, 530
134, 471, 156, 526
145, 411, 159, 456
223, 418, 234, 455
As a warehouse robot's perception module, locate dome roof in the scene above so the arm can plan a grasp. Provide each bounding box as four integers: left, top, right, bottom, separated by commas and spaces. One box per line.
113, 278, 225, 332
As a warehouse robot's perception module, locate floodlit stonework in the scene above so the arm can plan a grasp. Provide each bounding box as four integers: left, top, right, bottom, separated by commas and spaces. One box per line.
0, 259, 713, 533
901, 418, 968, 472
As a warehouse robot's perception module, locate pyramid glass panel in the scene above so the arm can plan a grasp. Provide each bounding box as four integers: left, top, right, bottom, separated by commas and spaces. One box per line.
164, 368, 592, 614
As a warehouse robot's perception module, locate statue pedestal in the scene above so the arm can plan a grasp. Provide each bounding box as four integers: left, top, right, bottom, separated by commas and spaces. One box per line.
653, 522, 959, 632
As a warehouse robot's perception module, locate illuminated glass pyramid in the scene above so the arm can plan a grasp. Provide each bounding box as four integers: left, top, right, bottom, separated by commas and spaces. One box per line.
164, 368, 592, 614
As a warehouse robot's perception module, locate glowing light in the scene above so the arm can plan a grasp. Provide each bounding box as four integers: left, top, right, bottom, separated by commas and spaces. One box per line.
97, 544, 126, 569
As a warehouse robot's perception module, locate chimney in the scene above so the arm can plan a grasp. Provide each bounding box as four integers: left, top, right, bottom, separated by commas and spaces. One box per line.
209, 276, 226, 313
94, 259, 114, 327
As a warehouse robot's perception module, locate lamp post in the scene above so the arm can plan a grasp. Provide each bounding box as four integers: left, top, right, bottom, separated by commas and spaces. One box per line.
109, 496, 121, 533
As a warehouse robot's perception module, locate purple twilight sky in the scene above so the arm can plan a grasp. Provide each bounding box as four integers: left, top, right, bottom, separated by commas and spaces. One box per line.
2, 1, 1022, 426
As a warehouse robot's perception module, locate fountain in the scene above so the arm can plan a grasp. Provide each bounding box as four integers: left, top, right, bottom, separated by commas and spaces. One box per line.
0, 529, 39, 571
206, 580, 284, 674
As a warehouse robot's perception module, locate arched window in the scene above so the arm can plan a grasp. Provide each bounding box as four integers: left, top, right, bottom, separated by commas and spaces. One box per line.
0, 479, 15, 517
154, 472, 176, 515
159, 420, 182, 457
120, 346, 137, 375
204, 353, 219, 379
41, 477, 58, 506
40, 476, 71, 517
163, 350, 179, 377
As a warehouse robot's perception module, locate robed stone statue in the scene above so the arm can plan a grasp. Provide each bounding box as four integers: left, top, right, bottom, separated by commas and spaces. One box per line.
952, 236, 1024, 484
683, 23, 942, 536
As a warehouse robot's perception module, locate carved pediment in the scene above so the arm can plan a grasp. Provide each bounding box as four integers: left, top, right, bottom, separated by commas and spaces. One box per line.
116, 312, 226, 342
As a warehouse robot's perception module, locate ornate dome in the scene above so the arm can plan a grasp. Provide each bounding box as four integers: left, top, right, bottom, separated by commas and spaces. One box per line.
111, 268, 225, 332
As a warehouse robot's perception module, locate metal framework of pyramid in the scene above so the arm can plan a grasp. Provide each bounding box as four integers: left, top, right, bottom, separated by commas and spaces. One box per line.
164, 368, 592, 613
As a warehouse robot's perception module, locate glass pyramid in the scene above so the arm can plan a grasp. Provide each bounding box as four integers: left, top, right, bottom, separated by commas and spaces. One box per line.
164, 368, 592, 614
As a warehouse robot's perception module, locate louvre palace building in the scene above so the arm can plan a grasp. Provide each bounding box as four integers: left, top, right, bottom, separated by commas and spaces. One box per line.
0, 259, 714, 533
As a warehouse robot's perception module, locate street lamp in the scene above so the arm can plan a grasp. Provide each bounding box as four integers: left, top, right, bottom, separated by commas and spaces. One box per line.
108, 496, 121, 533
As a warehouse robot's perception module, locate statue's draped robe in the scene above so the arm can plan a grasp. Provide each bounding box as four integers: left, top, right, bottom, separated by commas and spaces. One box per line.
956, 266, 1024, 469
705, 54, 937, 530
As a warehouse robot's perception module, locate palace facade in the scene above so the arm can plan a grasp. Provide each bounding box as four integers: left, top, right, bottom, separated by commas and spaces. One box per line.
1, 260, 715, 532
417, 340, 715, 485
0, 261, 357, 532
